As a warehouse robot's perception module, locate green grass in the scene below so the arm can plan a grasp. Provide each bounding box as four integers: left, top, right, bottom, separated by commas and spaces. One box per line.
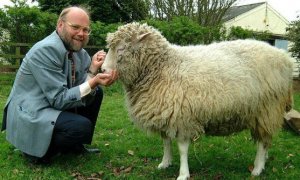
0, 74, 299, 179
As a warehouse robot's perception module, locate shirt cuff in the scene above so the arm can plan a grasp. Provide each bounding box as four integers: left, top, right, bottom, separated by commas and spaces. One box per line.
79, 81, 92, 97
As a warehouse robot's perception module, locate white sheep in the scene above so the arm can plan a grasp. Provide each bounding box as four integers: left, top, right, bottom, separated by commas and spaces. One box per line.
102, 22, 294, 180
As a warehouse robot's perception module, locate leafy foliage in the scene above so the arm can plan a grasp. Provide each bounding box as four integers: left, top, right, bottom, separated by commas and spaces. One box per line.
0, 1, 122, 62
144, 18, 271, 45
35, 0, 88, 14
88, 0, 149, 23
287, 19, 300, 60
148, 0, 237, 28
144, 16, 226, 45
227, 26, 272, 41
89, 21, 122, 48
33, 0, 149, 23
0, 6, 57, 43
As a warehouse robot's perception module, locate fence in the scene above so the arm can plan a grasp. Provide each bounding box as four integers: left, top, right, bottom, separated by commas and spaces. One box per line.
0, 42, 103, 73
0, 42, 29, 72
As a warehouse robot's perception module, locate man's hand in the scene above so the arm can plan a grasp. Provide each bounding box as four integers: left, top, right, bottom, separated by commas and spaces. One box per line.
89, 50, 106, 74
88, 70, 118, 89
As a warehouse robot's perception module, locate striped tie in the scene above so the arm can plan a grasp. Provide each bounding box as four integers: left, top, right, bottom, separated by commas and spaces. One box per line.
68, 52, 76, 87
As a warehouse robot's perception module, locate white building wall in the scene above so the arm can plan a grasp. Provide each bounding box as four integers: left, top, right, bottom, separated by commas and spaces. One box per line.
224, 3, 289, 36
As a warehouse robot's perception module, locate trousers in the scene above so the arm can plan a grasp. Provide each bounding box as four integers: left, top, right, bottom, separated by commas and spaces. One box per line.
44, 87, 103, 157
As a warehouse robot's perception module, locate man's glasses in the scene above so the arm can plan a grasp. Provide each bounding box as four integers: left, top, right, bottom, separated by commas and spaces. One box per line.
63, 20, 91, 35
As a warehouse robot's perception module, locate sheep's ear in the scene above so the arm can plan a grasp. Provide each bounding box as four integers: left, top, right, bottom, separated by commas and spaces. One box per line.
132, 32, 151, 51
137, 32, 151, 42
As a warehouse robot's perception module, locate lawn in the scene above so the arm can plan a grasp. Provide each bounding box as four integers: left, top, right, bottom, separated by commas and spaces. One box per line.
0, 73, 299, 179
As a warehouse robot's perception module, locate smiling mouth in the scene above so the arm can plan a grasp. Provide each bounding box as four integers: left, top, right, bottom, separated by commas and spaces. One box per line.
74, 38, 83, 42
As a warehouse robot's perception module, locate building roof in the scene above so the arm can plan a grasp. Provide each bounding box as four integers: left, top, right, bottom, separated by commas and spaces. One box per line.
223, 2, 265, 22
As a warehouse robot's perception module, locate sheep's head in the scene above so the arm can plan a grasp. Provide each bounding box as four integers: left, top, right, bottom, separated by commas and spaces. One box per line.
102, 22, 165, 86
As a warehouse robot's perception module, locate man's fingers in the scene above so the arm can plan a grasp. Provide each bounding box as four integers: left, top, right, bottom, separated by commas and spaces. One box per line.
94, 71, 117, 86
96, 73, 111, 79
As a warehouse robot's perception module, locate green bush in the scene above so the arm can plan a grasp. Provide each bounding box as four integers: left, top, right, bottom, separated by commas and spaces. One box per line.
89, 21, 122, 48
287, 20, 300, 60
144, 17, 226, 45
227, 26, 271, 41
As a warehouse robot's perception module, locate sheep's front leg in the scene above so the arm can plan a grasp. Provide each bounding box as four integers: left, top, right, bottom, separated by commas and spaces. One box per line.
252, 142, 268, 176
177, 139, 190, 180
158, 137, 172, 169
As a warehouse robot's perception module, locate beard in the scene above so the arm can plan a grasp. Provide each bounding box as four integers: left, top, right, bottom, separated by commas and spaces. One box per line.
59, 27, 89, 52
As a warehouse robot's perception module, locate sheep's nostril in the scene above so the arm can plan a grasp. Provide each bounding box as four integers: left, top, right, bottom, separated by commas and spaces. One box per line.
101, 69, 106, 73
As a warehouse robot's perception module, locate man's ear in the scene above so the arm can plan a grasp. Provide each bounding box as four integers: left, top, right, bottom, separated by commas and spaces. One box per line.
56, 20, 64, 32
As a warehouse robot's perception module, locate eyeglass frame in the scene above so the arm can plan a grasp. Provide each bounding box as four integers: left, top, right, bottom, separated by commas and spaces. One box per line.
63, 20, 91, 35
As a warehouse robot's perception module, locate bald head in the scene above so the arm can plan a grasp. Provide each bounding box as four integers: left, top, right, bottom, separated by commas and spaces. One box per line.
57, 6, 90, 25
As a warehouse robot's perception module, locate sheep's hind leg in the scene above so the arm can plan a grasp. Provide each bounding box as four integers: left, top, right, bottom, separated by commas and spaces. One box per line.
158, 137, 172, 169
176, 139, 190, 180
252, 141, 268, 176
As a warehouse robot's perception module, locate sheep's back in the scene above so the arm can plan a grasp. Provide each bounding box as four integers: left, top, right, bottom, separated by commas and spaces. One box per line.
173, 40, 292, 109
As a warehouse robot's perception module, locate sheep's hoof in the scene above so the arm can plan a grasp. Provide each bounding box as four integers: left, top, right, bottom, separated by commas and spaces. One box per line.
251, 167, 263, 176
176, 174, 190, 180
157, 162, 172, 169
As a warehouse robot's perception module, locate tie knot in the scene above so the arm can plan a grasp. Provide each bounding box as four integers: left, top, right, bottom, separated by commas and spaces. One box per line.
68, 51, 73, 60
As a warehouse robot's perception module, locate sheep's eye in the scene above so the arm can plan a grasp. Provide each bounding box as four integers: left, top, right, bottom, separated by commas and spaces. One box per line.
117, 54, 123, 63
117, 47, 125, 54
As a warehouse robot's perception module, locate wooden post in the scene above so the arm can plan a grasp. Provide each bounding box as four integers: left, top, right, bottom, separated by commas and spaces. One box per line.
15, 46, 21, 65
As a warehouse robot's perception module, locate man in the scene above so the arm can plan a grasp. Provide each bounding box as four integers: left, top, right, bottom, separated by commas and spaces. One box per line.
1, 6, 117, 164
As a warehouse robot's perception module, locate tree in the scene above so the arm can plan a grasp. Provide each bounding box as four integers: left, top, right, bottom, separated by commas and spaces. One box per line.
195, 0, 237, 27
84, 0, 149, 23
88, 0, 123, 23
33, 0, 149, 23
149, 0, 195, 20
147, 0, 237, 43
287, 19, 300, 60
32, 0, 88, 14
0, 5, 57, 43
148, 0, 237, 26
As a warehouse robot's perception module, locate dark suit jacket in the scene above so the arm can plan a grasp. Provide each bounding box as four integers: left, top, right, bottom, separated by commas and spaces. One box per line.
2, 31, 93, 157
